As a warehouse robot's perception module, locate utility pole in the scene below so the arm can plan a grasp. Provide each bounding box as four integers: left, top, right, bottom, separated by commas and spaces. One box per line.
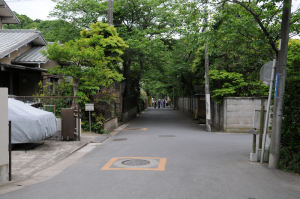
269, 0, 291, 169
108, 0, 114, 26
202, 1, 212, 132
204, 43, 212, 132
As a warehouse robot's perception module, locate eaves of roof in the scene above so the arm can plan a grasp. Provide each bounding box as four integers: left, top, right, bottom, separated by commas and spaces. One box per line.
0, 29, 47, 59
0, 62, 47, 72
13, 46, 48, 64
0, 0, 20, 24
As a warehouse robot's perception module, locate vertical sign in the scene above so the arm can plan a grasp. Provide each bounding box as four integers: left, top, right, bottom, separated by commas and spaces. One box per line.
85, 104, 94, 132
274, 73, 279, 99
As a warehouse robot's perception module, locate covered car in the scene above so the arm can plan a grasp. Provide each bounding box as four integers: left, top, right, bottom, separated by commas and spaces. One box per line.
8, 98, 57, 144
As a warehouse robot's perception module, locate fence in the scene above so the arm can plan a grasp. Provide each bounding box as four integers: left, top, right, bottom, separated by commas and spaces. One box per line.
177, 95, 206, 123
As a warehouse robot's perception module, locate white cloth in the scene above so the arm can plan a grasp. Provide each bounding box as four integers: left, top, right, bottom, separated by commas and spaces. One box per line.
8, 98, 57, 143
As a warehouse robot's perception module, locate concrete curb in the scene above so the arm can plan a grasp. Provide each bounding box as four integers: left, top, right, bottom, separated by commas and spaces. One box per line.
0, 121, 130, 190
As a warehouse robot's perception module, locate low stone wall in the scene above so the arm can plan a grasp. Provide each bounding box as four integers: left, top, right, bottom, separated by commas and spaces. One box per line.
104, 118, 118, 132
0, 88, 8, 185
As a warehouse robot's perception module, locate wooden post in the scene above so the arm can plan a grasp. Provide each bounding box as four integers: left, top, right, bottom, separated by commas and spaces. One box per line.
8, 121, 12, 181
77, 104, 81, 141
259, 105, 265, 149
252, 134, 257, 153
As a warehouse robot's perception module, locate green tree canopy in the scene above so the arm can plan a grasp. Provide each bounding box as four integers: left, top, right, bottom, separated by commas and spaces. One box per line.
45, 22, 127, 101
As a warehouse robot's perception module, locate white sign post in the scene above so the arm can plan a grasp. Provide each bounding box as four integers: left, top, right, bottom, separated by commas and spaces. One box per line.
85, 104, 94, 132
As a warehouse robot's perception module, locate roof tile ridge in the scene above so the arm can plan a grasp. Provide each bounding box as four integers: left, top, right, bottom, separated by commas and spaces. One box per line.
0, 29, 40, 33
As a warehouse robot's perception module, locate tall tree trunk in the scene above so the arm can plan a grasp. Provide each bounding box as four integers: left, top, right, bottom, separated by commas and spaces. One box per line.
122, 59, 131, 113
72, 78, 79, 107
108, 0, 114, 26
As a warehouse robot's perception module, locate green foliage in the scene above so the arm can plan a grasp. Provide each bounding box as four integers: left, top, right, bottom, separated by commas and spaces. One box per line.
4, 12, 36, 29
35, 79, 74, 116
209, 70, 268, 102
45, 22, 126, 90
205, 3, 274, 78
50, 0, 107, 28
4, 12, 80, 43
280, 40, 300, 174
280, 71, 300, 173
45, 22, 126, 132
37, 20, 81, 43
81, 113, 106, 133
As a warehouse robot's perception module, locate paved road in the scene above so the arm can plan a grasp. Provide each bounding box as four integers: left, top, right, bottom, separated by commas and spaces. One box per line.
1, 108, 300, 199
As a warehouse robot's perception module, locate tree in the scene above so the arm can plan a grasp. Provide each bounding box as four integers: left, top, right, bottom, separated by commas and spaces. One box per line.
45, 22, 127, 105
50, 0, 107, 28
4, 12, 80, 43
37, 20, 81, 43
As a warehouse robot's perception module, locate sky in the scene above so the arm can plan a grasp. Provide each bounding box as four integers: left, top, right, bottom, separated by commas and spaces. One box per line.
6, 0, 56, 20
5, 0, 300, 21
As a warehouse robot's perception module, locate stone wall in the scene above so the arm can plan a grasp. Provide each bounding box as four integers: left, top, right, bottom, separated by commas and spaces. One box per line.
0, 88, 8, 185
177, 96, 268, 133
104, 118, 118, 132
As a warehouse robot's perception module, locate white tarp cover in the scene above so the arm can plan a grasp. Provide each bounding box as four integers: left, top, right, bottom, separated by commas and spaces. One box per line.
8, 98, 57, 144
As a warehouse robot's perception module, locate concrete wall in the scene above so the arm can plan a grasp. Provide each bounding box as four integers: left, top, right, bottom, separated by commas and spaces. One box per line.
0, 88, 8, 185
177, 96, 268, 133
222, 97, 267, 132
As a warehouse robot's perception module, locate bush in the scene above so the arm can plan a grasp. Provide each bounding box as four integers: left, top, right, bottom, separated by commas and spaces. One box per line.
209, 70, 268, 102
279, 40, 300, 173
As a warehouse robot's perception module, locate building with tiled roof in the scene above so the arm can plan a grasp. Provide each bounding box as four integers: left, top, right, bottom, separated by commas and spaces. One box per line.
0, 6, 58, 96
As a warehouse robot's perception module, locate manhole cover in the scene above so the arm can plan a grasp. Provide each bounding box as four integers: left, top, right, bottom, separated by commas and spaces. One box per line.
113, 138, 127, 141
125, 128, 147, 131
159, 135, 176, 137
121, 159, 150, 166
102, 157, 167, 170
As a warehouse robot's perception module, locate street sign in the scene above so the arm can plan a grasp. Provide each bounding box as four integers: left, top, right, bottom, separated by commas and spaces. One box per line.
85, 103, 94, 132
85, 103, 94, 111
260, 61, 274, 85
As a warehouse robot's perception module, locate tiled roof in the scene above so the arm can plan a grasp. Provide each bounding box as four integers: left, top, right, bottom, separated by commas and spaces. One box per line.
13, 46, 48, 64
0, 0, 19, 24
0, 29, 47, 59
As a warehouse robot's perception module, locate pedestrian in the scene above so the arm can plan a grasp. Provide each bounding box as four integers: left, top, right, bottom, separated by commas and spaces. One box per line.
154, 100, 157, 109
158, 99, 161, 109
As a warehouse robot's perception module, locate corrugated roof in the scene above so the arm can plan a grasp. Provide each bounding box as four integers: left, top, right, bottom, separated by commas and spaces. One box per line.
0, 0, 20, 24
0, 29, 47, 59
13, 46, 48, 64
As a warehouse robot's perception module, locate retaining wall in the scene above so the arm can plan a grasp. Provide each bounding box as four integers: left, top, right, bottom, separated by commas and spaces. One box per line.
104, 118, 118, 132
0, 88, 8, 185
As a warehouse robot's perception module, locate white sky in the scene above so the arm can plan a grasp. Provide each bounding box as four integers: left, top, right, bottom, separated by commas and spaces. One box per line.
5, 0, 300, 20
6, 0, 56, 20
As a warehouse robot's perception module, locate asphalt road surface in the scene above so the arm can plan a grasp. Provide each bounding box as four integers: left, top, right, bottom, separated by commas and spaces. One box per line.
1, 108, 300, 199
